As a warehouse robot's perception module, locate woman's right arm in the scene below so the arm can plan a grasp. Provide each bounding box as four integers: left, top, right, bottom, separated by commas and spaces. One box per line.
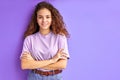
21, 59, 53, 69
21, 55, 55, 69
21, 49, 65, 69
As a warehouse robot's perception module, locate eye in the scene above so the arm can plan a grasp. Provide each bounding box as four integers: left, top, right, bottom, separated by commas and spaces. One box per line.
46, 16, 51, 19
38, 16, 42, 19
47, 17, 50, 18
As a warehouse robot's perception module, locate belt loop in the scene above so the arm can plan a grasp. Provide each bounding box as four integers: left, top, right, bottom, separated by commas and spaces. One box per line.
32, 69, 35, 73
52, 70, 55, 75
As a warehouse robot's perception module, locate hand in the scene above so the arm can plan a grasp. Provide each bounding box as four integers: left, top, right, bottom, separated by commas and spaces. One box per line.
59, 52, 68, 60
21, 52, 34, 61
51, 49, 68, 63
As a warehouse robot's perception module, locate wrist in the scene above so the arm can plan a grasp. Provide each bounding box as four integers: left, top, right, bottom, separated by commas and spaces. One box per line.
50, 59, 56, 64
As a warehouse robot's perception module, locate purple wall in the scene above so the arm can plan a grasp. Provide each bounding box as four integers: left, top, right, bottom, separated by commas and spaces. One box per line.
0, 0, 120, 80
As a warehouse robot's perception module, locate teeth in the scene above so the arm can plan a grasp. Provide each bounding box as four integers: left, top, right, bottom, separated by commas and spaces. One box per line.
43, 24, 46, 26
42, 23, 47, 25
43, 24, 47, 27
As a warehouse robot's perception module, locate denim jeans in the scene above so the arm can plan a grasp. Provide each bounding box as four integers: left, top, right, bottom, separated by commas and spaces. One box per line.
27, 70, 63, 80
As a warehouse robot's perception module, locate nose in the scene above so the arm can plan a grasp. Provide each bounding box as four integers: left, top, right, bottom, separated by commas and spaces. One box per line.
43, 17, 47, 22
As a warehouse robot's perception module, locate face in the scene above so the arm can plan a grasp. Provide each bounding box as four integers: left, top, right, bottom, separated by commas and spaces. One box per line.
37, 8, 52, 31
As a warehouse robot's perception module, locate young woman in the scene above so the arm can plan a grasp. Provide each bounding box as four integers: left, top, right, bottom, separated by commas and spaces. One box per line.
20, 1, 70, 80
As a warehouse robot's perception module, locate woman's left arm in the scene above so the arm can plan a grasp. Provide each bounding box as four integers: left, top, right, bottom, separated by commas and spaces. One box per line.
42, 35, 70, 70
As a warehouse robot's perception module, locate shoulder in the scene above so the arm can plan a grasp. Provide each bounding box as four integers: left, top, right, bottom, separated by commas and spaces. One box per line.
57, 34, 67, 40
24, 32, 38, 41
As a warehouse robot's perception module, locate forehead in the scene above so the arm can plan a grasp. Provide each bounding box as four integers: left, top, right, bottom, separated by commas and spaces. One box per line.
37, 8, 51, 16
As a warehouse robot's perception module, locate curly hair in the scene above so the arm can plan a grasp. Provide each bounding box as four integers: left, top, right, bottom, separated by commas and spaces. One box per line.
24, 1, 69, 38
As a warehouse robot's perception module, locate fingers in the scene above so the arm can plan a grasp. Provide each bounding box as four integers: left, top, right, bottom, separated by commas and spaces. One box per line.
60, 53, 68, 60
22, 53, 29, 57
60, 57, 67, 60
21, 53, 27, 59
52, 49, 68, 62
21, 53, 33, 60
58, 49, 64, 53
57, 49, 68, 58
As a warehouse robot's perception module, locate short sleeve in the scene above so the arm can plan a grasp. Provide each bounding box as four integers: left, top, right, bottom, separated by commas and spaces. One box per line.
58, 35, 70, 59
20, 36, 31, 59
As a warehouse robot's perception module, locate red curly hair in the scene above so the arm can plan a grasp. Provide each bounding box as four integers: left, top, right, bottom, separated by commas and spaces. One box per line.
24, 1, 69, 38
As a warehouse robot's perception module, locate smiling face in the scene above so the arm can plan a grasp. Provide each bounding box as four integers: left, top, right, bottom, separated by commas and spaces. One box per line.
37, 8, 52, 32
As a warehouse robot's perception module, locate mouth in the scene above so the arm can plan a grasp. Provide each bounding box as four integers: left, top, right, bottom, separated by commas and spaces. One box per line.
42, 23, 48, 26
42, 24, 48, 27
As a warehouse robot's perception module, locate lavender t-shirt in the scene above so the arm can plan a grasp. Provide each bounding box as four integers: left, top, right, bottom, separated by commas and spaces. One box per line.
21, 32, 70, 70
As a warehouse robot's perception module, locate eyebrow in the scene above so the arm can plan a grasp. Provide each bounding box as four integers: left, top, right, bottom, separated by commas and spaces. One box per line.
37, 15, 51, 16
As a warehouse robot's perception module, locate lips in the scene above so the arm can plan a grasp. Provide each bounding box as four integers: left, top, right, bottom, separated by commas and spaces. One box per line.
42, 24, 48, 27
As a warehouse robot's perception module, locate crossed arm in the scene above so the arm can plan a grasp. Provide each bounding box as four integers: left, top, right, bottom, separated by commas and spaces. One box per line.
21, 49, 68, 70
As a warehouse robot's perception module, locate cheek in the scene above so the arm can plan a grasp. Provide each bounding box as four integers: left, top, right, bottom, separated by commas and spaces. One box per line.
49, 19, 52, 24
37, 19, 42, 24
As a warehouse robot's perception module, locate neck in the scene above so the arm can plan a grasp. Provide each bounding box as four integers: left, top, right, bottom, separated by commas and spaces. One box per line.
39, 29, 51, 35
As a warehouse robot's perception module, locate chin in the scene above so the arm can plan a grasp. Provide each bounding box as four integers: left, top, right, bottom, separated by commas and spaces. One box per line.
41, 27, 50, 30
41, 26, 50, 29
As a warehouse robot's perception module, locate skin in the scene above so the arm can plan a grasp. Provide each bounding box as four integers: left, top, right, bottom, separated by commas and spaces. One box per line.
21, 8, 68, 70
37, 8, 52, 35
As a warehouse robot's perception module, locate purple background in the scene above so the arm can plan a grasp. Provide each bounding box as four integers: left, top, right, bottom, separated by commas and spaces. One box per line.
0, 0, 120, 80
